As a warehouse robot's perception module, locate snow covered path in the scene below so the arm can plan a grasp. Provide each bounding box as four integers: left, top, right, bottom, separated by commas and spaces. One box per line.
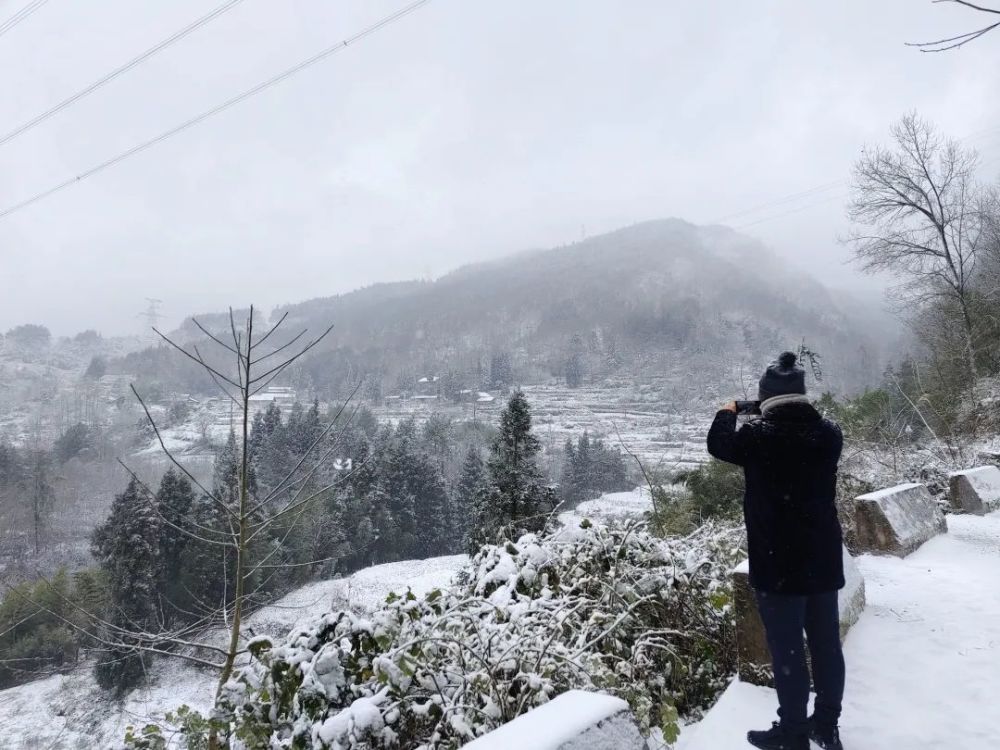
681, 512, 1000, 750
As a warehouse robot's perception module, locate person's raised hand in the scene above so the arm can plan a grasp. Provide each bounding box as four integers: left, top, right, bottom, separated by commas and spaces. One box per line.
720, 401, 737, 413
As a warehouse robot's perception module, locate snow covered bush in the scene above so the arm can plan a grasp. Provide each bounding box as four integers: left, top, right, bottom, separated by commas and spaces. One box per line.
183, 519, 743, 749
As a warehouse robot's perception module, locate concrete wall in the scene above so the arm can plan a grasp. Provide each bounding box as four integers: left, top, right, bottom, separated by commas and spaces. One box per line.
462, 691, 644, 750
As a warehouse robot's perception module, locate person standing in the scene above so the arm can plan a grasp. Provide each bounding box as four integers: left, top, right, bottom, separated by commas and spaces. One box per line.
707, 352, 846, 750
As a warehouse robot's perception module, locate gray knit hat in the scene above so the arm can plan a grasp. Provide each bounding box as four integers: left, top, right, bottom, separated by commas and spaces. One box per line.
758, 351, 806, 401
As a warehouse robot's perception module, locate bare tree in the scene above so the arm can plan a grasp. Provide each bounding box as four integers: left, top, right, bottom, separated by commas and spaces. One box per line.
908, 0, 1000, 52
847, 113, 990, 382
134, 306, 348, 692
0, 306, 374, 746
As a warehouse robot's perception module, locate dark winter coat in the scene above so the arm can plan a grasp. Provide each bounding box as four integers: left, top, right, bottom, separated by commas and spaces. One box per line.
707, 401, 844, 595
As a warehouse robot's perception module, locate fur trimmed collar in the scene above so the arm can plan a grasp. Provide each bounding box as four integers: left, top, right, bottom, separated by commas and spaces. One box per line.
760, 393, 810, 416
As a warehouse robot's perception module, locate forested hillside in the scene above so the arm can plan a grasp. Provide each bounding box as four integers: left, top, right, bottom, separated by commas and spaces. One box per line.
116, 220, 890, 403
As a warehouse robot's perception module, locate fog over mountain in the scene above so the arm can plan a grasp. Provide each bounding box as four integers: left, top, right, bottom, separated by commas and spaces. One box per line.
1, 0, 998, 334
164, 219, 892, 400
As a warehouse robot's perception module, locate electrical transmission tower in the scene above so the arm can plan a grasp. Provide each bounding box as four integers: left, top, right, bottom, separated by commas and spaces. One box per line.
138, 298, 163, 341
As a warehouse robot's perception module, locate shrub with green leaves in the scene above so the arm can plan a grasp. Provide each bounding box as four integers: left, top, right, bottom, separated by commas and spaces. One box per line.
0, 567, 106, 688
152, 520, 743, 749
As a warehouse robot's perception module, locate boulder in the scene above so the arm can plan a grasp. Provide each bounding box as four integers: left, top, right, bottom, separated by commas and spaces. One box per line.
854, 483, 946, 557
839, 545, 866, 638
948, 466, 1000, 515
462, 691, 644, 750
732, 546, 865, 687
732, 559, 773, 686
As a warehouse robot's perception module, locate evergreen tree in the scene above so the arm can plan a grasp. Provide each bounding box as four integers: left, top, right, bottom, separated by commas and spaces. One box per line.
561, 438, 579, 506
489, 351, 513, 388
376, 431, 420, 559
422, 413, 453, 474
328, 434, 383, 572
290, 399, 323, 457
456, 447, 486, 549
468, 391, 555, 552
592, 436, 629, 494
177, 493, 233, 615
155, 469, 195, 621
561, 432, 629, 507
565, 334, 585, 388
215, 430, 257, 505
252, 402, 286, 496
411, 452, 454, 556
91, 478, 161, 693
54, 423, 92, 463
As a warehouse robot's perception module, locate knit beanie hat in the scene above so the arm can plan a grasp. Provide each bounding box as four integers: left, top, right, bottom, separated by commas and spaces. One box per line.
758, 351, 806, 401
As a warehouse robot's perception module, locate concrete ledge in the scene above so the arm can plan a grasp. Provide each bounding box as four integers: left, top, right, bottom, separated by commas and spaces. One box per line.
732, 546, 865, 687
854, 483, 946, 557
462, 691, 644, 750
949, 467, 1000, 515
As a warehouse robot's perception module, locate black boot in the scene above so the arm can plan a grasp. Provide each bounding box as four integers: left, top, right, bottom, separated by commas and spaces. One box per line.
746, 721, 809, 750
809, 717, 844, 750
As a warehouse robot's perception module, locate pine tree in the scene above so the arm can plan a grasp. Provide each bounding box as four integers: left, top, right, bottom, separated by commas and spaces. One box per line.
456, 447, 486, 549
177, 493, 233, 614
565, 335, 585, 388
411, 452, 454, 556
91, 478, 161, 693
376, 431, 420, 559
592, 436, 628, 494
561, 432, 629, 507
291, 399, 323, 457
155, 469, 195, 622
252, 402, 287, 496
467, 391, 555, 552
561, 438, 579, 506
490, 351, 513, 389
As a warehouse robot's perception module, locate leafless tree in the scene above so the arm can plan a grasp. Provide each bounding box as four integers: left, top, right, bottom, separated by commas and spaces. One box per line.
135, 306, 351, 692
1, 306, 370, 747
847, 113, 990, 382
908, 0, 1000, 52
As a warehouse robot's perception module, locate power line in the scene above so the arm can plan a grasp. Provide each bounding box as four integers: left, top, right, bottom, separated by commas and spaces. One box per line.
0, 0, 247, 148
734, 192, 850, 230
0, 0, 49, 39
715, 124, 1000, 231
710, 180, 844, 224
0, 0, 432, 221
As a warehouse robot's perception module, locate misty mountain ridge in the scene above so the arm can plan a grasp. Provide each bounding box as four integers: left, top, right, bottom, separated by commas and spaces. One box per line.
170, 218, 885, 400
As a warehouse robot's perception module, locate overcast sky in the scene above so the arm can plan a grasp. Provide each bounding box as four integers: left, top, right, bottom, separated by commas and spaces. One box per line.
1, 0, 999, 335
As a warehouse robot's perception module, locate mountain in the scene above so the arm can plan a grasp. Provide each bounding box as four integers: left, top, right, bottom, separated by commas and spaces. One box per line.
256, 219, 886, 400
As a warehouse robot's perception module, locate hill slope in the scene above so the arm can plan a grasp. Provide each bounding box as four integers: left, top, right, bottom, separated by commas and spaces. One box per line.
268, 219, 886, 399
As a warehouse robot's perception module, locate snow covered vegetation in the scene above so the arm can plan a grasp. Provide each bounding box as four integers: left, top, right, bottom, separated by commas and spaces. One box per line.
127, 519, 743, 749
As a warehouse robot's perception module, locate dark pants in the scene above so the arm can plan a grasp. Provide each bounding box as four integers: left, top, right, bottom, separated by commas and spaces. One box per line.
755, 589, 845, 735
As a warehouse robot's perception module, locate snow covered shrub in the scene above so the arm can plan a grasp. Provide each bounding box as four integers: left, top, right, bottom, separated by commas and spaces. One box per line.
198, 519, 743, 749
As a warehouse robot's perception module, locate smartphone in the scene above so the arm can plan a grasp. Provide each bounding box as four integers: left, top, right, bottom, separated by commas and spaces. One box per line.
735, 400, 761, 416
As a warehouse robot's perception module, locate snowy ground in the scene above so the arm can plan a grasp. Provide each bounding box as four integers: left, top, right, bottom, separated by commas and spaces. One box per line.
377, 381, 712, 473
8, 492, 999, 749
679, 512, 1000, 750
0, 555, 466, 749
559, 486, 654, 528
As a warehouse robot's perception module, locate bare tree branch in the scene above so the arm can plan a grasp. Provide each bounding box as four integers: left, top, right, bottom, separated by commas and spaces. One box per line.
908, 0, 1000, 50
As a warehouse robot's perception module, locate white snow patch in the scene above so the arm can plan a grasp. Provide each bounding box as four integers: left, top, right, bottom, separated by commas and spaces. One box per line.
560, 487, 653, 528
